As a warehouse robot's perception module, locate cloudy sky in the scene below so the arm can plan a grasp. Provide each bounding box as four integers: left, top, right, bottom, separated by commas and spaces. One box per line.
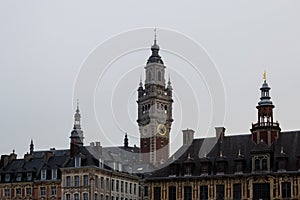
1, 1, 300, 156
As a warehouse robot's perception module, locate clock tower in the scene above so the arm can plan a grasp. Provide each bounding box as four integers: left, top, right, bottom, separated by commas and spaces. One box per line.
137, 34, 173, 166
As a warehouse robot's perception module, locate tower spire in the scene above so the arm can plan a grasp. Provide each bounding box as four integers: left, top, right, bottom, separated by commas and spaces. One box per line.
147, 27, 163, 64
124, 133, 129, 148
30, 139, 34, 154
70, 100, 84, 147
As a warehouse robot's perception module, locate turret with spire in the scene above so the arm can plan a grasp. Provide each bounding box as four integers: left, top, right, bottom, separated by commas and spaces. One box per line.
251, 71, 281, 146
70, 100, 84, 156
30, 139, 34, 154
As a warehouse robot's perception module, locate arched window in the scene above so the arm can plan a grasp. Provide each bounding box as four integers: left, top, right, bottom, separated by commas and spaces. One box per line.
255, 159, 260, 171
262, 159, 268, 170
158, 71, 162, 81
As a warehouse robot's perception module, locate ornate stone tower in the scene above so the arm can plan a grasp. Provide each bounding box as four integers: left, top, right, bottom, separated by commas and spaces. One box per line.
137, 34, 173, 165
251, 72, 281, 146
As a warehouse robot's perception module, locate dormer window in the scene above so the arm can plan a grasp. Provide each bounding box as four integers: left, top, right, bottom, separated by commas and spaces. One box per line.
99, 158, 103, 168
16, 173, 22, 181
185, 165, 192, 176
252, 155, 270, 172
41, 169, 47, 180
75, 156, 81, 167
27, 172, 32, 181
277, 147, 288, 171
5, 174, 10, 182
52, 169, 57, 180
262, 159, 268, 171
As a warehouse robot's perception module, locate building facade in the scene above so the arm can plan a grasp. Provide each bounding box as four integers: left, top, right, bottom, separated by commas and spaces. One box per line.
145, 77, 300, 200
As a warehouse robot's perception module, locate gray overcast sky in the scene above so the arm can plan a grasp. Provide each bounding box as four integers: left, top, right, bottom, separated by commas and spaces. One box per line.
1, 1, 300, 156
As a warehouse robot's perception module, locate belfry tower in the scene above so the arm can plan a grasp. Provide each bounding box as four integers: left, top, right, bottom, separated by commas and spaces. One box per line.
251, 72, 281, 146
137, 32, 173, 165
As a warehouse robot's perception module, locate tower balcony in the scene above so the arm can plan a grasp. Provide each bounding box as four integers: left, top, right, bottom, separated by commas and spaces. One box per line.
252, 121, 280, 129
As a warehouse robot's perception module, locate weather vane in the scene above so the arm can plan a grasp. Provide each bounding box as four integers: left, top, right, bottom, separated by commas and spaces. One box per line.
263, 70, 267, 81
154, 27, 157, 43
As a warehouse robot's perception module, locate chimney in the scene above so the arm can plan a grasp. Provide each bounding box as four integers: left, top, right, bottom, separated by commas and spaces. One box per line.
0, 155, 9, 168
182, 128, 194, 145
95, 142, 102, 155
24, 153, 33, 162
215, 127, 226, 141
9, 150, 17, 162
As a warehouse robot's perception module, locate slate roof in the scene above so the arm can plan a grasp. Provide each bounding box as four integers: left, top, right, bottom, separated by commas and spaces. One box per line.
148, 130, 300, 179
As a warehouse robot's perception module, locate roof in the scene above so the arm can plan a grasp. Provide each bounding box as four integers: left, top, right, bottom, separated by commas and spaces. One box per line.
148, 130, 300, 179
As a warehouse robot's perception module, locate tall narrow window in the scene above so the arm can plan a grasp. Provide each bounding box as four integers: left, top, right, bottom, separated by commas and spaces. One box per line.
200, 185, 208, 200
262, 159, 268, 171
84, 175, 89, 187
233, 184, 242, 200
40, 187, 46, 196
154, 187, 161, 200
41, 169, 47, 180
52, 169, 57, 180
26, 188, 32, 196
184, 186, 192, 200
74, 175, 80, 187
116, 180, 119, 192
74, 193, 79, 200
111, 179, 115, 191
282, 182, 291, 198
158, 71, 162, 81
216, 185, 225, 200
66, 194, 71, 200
255, 159, 260, 171
51, 186, 57, 196
75, 156, 81, 167
106, 178, 110, 191
169, 186, 176, 200
27, 172, 32, 181
16, 188, 21, 196
83, 193, 89, 200
101, 177, 104, 189
66, 176, 71, 187
16, 173, 22, 181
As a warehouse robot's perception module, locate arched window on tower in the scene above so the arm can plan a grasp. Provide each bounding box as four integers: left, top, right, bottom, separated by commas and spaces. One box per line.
158, 71, 162, 81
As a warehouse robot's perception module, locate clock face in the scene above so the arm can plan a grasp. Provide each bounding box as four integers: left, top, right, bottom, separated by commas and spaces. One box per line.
157, 124, 167, 136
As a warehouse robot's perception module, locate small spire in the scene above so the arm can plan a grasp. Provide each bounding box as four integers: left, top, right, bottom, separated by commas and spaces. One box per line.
124, 133, 129, 148
139, 75, 143, 87
220, 151, 223, 157
76, 99, 80, 112
30, 139, 34, 154
238, 149, 241, 157
154, 27, 157, 45
204, 152, 207, 158
188, 152, 191, 159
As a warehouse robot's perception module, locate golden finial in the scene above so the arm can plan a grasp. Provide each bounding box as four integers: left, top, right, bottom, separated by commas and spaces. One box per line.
263, 70, 267, 81
238, 149, 241, 157
280, 146, 284, 154
188, 153, 191, 159
220, 151, 223, 157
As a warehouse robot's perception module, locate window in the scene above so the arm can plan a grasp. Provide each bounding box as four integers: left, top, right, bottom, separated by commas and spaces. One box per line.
74, 175, 80, 187
95, 175, 98, 188
51, 186, 57, 196
66, 176, 71, 187
4, 189, 10, 197
121, 181, 124, 193
75, 156, 81, 167
16, 188, 21, 196
116, 180, 119, 192
125, 182, 128, 193
262, 159, 268, 171
74, 193, 79, 200
27, 172, 32, 181
282, 182, 291, 198
158, 71, 162, 81
185, 165, 192, 176
83, 193, 89, 200
233, 184, 242, 200
5, 174, 10, 182
134, 183, 136, 195
129, 183, 132, 194
255, 159, 260, 171
26, 187, 32, 196
106, 178, 110, 190
40, 187, 46, 196
184, 186, 192, 200
52, 169, 57, 180
200, 185, 208, 200
101, 177, 104, 189
154, 187, 161, 200
278, 160, 286, 171
84, 175, 89, 187
111, 179, 115, 191
16, 173, 22, 181
253, 183, 270, 200
41, 169, 47, 180
94, 193, 98, 200
216, 185, 225, 200
169, 186, 176, 200
144, 186, 148, 197
66, 194, 71, 200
